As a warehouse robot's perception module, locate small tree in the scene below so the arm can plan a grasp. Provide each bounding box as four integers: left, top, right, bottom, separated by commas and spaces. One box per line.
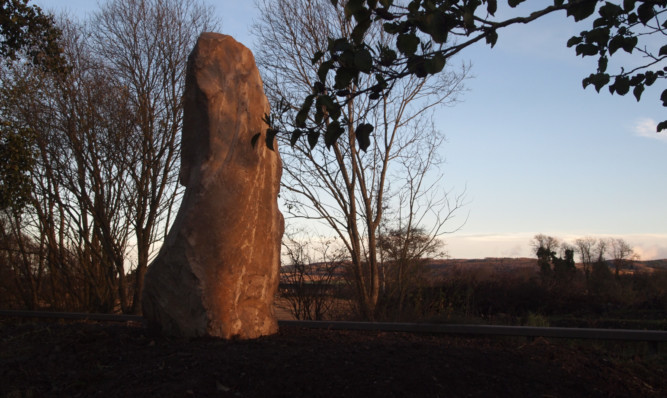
91, 0, 218, 313
552, 247, 576, 283
574, 236, 597, 281
532, 234, 576, 287
609, 237, 639, 278
254, 0, 466, 320
532, 234, 560, 284
377, 226, 445, 319
281, 230, 343, 320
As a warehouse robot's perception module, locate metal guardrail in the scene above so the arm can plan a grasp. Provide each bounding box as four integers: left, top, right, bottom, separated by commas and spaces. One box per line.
0, 310, 145, 324
280, 320, 667, 342
1, 310, 666, 343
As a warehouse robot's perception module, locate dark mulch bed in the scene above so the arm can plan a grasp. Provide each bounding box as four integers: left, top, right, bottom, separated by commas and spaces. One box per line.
1, 319, 665, 397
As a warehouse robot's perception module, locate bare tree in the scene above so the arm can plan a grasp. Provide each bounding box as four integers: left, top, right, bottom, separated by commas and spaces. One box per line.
531, 234, 561, 256
281, 229, 343, 320
377, 225, 446, 319
0, 21, 133, 311
91, 0, 219, 313
0, 1, 219, 313
532, 234, 562, 284
253, 0, 466, 319
0, 18, 143, 311
609, 237, 639, 278
574, 236, 597, 281
594, 238, 608, 263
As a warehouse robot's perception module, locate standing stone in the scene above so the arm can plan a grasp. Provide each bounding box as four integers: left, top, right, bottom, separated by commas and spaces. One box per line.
142, 33, 283, 339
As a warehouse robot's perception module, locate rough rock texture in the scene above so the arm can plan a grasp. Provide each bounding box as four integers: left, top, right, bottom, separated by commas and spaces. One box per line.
142, 33, 283, 339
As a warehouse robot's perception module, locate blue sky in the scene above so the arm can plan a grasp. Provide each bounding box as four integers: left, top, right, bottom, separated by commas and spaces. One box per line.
35, 1, 666, 259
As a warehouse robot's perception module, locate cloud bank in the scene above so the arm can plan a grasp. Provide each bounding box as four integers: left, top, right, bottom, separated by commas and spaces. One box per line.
633, 118, 667, 142
447, 233, 667, 260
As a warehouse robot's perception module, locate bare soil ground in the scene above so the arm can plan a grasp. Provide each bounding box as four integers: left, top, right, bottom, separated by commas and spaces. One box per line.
1, 319, 666, 398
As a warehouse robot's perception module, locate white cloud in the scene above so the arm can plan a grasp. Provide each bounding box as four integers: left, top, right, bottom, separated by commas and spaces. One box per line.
446, 232, 667, 260
633, 118, 667, 142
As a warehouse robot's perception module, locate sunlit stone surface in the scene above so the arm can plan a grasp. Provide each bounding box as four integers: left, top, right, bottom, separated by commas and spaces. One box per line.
142, 33, 283, 339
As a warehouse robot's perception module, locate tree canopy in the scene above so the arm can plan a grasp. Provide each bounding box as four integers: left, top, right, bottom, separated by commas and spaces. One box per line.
0, 0, 64, 70
272, 0, 666, 151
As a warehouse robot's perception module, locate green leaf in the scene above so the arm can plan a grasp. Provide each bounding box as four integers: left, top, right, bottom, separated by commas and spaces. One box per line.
331, 38, 352, 52
338, 50, 356, 68
633, 84, 644, 101
355, 123, 374, 151
374, 73, 388, 90
408, 56, 428, 78
566, 36, 582, 47
487, 0, 497, 16
375, 7, 394, 20
307, 129, 320, 150
379, 47, 397, 66
334, 67, 357, 89
593, 17, 607, 29
265, 129, 278, 151
627, 13, 639, 25
586, 28, 610, 46
314, 97, 326, 124
424, 53, 446, 74
645, 71, 657, 86
661, 89, 667, 106
486, 29, 498, 48
311, 51, 324, 65
621, 36, 638, 53
629, 73, 645, 86
659, 44, 667, 57
322, 95, 341, 120
598, 2, 622, 20
657, 120, 667, 132
598, 55, 608, 73
623, 0, 636, 12
463, 10, 475, 31
313, 81, 326, 94
351, 17, 372, 44
610, 76, 630, 96
296, 95, 315, 128
582, 73, 609, 92
423, 11, 451, 43
508, 0, 525, 7
637, 2, 655, 25
397, 33, 420, 56
290, 129, 304, 147
354, 48, 373, 73
608, 35, 623, 55
383, 21, 407, 34
345, 0, 365, 19
318, 60, 334, 83
325, 121, 345, 148
576, 43, 599, 57
567, 0, 597, 22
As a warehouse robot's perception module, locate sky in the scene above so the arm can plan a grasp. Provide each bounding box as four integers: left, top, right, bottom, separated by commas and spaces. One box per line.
34, 0, 666, 260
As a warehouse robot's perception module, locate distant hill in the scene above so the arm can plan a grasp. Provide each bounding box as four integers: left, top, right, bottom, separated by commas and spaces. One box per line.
643, 259, 667, 269
422, 257, 667, 281
281, 257, 667, 283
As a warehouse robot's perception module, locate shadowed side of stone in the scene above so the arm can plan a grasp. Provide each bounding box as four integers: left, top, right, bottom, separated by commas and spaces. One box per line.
142, 33, 283, 339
